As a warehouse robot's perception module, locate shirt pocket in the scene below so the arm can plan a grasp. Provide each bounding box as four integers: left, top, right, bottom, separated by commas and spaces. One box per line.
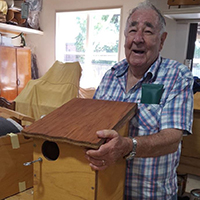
135, 103, 163, 134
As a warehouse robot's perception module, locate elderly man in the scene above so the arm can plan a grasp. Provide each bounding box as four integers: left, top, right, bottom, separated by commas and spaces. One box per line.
85, 2, 193, 200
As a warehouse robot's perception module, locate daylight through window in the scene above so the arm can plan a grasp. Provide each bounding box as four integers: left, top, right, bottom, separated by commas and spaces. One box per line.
56, 8, 121, 88
192, 23, 200, 78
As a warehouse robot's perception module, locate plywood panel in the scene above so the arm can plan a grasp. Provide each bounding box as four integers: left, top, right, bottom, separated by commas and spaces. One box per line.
33, 138, 96, 200
95, 125, 128, 200
194, 92, 200, 110
0, 133, 33, 200
5, 188, 33, 200
181, 110, 200, 159
178, 156, 200, 176
178, 105, 200, 176
33, 123, 129, 200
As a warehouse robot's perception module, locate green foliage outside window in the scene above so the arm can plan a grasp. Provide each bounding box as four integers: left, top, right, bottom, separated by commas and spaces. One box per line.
194, 40, 200, 69
74, 13, 120, 65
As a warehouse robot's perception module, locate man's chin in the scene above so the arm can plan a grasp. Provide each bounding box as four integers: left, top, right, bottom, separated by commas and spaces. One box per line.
128, 58, 146, 68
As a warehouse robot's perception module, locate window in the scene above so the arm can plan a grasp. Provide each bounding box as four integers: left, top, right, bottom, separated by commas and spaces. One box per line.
186, 23, 200, 77
192, 23, 200, 77
56, 8, 121, 88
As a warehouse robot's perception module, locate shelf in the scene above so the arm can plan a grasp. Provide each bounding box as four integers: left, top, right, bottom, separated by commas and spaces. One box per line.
0, 23, 43, 35
163, 6, 200, 21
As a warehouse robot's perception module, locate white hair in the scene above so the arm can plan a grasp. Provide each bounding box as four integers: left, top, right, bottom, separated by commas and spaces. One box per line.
125, 1, 166, 36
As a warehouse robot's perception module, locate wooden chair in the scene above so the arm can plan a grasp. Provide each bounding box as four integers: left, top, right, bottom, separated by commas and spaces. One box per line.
0, 106, 35, 126
0, 96, 15, 111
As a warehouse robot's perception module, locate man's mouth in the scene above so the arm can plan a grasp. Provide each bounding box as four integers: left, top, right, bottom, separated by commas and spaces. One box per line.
132, 50, 145, 54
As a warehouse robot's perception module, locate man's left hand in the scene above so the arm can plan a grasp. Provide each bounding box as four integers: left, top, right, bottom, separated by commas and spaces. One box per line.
85, 130, 132, 170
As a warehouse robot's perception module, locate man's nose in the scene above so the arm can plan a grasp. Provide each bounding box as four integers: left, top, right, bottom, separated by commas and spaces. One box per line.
133, 31, 144, 43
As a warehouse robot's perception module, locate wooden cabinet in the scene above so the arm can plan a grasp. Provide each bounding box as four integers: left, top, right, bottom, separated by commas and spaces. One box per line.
16, 48, 31, 95
0, 46, 31, 101
168, 0, 200, 6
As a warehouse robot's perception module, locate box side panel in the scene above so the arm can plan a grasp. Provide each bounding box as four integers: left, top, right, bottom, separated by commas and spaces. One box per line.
33, 138, 96, 200
95, 124, 128, 200
96, 159, 126, 200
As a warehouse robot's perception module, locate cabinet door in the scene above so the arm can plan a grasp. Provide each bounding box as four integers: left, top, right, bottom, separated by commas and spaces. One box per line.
0, 46, 17, 101
16, 47, 31, 95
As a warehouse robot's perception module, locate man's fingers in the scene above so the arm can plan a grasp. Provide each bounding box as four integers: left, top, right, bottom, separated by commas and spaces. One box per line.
89, 162, 108, 171
86, 146, 107, 157
85, 154, 108, 170
97, 129, 118, 138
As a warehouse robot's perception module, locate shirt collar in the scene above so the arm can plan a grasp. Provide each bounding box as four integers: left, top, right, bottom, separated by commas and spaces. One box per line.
112, 55, 162, 82
112, 59, 129, 77
144, 55, 162, 83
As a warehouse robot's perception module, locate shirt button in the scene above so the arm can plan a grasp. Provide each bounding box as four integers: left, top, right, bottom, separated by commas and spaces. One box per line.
147, 106, 151, 111
135, 85, 140, 90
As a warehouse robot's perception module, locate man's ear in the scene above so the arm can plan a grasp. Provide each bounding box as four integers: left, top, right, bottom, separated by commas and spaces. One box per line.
160, 32, 167, 51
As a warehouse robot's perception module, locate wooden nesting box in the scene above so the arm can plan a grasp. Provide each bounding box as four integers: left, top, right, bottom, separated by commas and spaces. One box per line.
22, 98, 137, 200
0, 133, 33, 199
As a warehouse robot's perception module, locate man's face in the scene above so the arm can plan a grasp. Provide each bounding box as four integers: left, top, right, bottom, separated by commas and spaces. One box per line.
124, 8, 167, 70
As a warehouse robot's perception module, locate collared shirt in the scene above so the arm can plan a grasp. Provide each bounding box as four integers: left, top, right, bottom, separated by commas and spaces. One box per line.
93, 55, 194, 200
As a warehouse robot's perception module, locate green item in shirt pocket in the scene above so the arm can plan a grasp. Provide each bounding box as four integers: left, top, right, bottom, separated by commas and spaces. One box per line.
141, 83, 164, 104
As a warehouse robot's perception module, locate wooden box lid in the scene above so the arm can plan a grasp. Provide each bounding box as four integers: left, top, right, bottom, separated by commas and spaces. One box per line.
22, 98, 136, 149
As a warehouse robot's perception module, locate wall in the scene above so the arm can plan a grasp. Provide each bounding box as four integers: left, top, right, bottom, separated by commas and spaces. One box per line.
26, 0, 188, 78
163, 20, 190, 64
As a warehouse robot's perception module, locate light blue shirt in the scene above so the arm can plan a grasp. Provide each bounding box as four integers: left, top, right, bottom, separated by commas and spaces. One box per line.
93, 55, 194, 199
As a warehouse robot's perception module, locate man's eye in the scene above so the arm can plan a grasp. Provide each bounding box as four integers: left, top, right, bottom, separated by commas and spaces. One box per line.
129, 29, 136, 33
145, 30, 153, 34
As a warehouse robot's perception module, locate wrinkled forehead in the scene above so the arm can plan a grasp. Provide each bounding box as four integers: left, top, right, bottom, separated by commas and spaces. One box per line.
127, 8, 160, 29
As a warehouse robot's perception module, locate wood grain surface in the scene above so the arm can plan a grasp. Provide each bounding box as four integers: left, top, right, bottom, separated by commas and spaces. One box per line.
22, 98, 136, 149
33, 138, 96, 200
0, 133, 33, 200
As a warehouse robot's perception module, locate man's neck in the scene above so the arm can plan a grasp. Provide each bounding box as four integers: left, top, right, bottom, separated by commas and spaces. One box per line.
126, 68, 143, 92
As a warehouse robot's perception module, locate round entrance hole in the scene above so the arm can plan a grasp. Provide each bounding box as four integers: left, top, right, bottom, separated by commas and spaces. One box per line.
42, 141, 60, 161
